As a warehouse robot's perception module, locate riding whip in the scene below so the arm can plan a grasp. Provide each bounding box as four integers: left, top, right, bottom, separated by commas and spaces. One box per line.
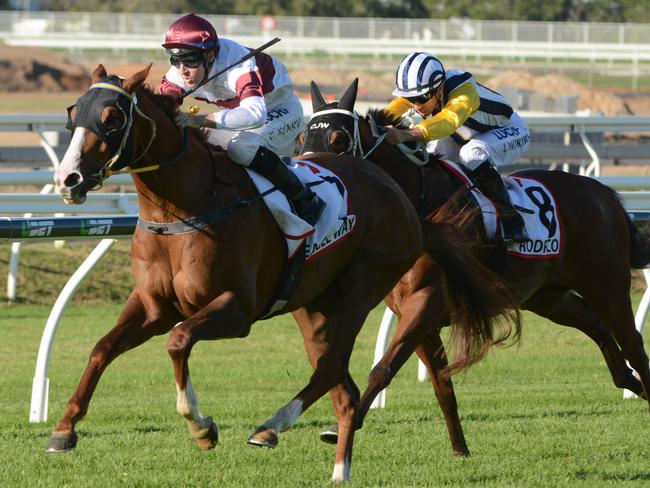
181, 37, 281, 100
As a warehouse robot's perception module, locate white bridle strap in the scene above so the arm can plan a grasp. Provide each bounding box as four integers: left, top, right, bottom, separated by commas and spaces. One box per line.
363, 133, 386, 159
308, 108, 359, 121
309, 108, 362, 157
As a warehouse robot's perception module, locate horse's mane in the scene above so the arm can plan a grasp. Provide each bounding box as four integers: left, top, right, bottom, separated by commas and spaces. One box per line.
138, 86, 210, 144
367, 107, 402, 127
366, 107, 445, 166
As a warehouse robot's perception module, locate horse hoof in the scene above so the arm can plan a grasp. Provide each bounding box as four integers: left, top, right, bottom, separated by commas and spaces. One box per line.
46, 431, 78, 452
319, 424, 338, 444
195, 421, 219, 450
451, 449, 470, 457
247, 426, 278, 448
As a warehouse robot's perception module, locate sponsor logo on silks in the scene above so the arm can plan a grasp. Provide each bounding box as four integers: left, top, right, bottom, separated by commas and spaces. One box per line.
516, 238, 560, 254
493, 126, 521, 140
21, 220, 54, 238
306, 214, 356, 257
80, 218, 113, 236
266, 108, 290, 122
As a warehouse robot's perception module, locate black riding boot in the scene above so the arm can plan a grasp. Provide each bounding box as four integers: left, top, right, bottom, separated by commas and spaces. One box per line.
248, 146, 326, 226
471, 161, 529, 243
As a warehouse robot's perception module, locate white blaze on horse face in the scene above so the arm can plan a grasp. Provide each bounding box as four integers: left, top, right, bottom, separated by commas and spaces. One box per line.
55, 127, 86, 190
175, 375, 213, 438
261, 399, 303, 433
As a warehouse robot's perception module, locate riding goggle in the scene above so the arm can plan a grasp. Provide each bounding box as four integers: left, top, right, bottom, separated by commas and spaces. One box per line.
170, 51, 204, 69
405, 91, 435, 105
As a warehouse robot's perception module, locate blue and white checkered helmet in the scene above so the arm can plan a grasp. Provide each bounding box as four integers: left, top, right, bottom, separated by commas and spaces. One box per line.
392, 52, 445, 98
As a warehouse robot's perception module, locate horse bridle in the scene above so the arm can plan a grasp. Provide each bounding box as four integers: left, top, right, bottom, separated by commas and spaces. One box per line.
67, 78, 192, 190
303, 107, 394, 161
308, 108, 429, 166
303, 105, 432, 216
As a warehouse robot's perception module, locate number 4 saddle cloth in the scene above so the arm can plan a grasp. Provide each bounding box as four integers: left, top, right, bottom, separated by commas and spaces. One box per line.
440, 160, 562, 259
246, 158, 357, 261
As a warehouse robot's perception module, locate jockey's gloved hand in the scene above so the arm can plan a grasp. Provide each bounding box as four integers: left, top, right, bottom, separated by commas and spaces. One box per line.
174, 112, 217, 129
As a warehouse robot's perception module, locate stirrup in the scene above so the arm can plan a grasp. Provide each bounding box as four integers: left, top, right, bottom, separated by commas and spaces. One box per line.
501, 214, 530, 244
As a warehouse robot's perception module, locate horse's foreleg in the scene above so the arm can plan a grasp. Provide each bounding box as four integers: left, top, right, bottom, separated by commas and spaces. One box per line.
47, 291, 177, 452
524, 287, 644, 397
415, 330, 469, 456
167, 291, 251, 449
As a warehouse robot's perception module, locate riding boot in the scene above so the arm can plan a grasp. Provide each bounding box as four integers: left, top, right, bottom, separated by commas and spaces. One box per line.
248, 146, 326, 226
471, 161, 530, 243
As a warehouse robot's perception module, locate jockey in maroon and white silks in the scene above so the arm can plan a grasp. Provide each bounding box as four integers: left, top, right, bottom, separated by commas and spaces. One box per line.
159, 13, 324, 225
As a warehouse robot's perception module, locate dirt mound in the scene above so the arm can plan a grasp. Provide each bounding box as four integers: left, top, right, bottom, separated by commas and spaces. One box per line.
0, 42, 90, 92
484, 70, 632, 115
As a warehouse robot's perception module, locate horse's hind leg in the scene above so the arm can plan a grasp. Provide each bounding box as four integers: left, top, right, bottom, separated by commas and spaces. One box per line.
415, 329, 469, 457
524, 286, 644, 397
356, 289, 448, 433
574, 277, 650, 405
47, 291, 178, 452
248, 302, 367, 483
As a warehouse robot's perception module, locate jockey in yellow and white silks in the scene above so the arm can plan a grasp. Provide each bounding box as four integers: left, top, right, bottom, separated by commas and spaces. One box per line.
383, 51, 530, 243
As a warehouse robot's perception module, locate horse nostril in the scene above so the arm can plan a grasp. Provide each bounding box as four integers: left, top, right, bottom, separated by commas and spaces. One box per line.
63, 173, 82, 188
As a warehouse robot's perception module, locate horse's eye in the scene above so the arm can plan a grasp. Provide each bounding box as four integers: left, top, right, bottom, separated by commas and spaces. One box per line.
329, 130, 350, 153
104, 108, 125, 133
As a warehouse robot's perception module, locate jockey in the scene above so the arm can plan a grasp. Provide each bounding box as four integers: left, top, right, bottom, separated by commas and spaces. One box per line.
383, 52, 530, 243
159, 13, 325, 225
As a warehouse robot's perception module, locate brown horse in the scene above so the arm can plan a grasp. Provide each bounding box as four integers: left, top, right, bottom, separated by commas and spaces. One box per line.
302, 78, 650, 456
49, 65, 512, 482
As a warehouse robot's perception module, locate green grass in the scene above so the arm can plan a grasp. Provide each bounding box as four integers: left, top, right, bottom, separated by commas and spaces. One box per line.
0, 242, 134, 305
1, 295, 649, 486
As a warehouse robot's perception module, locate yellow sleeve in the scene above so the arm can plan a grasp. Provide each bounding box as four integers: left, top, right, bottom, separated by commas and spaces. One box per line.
415, 83, 480, 141
384, 97, 413, 120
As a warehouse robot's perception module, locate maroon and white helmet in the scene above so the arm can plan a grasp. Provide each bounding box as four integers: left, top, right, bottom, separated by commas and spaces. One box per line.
162, 13, 219, 55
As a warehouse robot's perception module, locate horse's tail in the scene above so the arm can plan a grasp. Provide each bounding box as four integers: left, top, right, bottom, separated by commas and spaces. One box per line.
604, 184, 650, 269
627, 212, 650, 269
423, 194, 521, 376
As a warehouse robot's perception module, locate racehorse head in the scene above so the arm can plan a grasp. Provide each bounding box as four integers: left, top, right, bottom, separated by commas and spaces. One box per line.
55, 64, 153, 204
301, 78, 363, 156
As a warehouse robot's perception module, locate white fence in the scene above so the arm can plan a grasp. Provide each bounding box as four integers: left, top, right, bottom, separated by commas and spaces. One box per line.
4, 112, 650, 177
3, 12, 650, 45
3, 12, 650, 80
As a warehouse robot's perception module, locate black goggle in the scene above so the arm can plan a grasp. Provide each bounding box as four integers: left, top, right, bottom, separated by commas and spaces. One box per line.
169, 51, 204, 69
405, 91, 435, 105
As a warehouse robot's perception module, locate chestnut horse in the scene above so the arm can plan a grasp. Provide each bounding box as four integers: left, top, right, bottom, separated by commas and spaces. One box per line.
49, 65, 512, 482
302, 78, 650, 455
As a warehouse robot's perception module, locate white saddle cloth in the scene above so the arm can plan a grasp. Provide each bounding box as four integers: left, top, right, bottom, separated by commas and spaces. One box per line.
246, 159, 357, 260
440, 160, 562, 258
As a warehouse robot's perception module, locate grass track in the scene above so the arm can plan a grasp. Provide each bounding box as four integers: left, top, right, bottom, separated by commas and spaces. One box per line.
1, 296, 650, 486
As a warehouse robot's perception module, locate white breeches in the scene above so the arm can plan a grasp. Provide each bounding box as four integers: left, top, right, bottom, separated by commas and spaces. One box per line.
207, 94, 304, 166
426, 113, 530, 171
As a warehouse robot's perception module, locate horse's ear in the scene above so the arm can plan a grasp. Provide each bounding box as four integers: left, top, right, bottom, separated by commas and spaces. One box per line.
92, 64, 107, 83
123, 63, 153, 93
310, 81, 328, 112
339, 78, 359, 112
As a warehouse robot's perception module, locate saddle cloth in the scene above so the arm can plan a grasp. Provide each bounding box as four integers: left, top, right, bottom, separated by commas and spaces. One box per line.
440, 160, 562, 259
246, 159, 357, 260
